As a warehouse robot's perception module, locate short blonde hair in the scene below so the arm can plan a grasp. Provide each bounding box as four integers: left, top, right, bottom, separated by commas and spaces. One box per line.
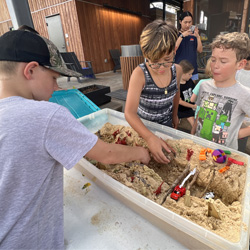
205, 58, 212, 77
211, 32, 250, 61
140, 20, 178, 62
0, 61, 19, 75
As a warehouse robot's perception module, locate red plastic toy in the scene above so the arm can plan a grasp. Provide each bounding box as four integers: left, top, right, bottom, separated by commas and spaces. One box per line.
154, 181, 164, 195
170, 185, 186, 201
228, 157, 244, 166
115, 137, 127, 145
186, 149, 194, 161
170, 168, 196, 201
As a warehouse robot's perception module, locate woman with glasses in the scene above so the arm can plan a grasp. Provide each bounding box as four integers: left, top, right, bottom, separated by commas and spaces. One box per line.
175, 11, 203, 82
125, 20, 182, 164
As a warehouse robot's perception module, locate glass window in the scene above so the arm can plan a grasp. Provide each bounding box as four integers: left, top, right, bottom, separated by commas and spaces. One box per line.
194, 0, 245, 42
194, 0, 247, 71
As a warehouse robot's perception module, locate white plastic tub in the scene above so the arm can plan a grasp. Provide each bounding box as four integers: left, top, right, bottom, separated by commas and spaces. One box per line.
77, 108, 250, 250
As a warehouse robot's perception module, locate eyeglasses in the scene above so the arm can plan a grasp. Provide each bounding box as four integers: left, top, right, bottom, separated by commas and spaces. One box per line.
148, 61, 174, 69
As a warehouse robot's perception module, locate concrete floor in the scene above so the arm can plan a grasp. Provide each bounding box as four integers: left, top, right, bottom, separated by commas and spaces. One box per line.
57, 70, 250, 155
57, 70, 123, 92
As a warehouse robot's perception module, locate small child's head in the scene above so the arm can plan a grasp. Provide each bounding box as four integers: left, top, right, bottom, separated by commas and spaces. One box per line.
178, 59, 194, 82
139, 20, 178, 63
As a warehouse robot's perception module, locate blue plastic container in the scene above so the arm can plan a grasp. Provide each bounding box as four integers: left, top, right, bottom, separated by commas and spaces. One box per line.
49, 89, 100, 118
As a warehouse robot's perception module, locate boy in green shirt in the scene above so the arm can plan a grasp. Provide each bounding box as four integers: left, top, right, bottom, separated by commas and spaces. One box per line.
191, 32, 250, 150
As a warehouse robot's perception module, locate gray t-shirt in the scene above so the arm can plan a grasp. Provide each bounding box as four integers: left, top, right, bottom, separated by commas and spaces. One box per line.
236, 69, 250, 88
0, 97, 98, 249
196, 79, 250, 149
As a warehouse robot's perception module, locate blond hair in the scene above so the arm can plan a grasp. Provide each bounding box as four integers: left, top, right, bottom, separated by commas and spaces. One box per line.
140, 20, 178, 62
211, 32, 250, 61
204, 58, 212, 77
0, 61, 19, 75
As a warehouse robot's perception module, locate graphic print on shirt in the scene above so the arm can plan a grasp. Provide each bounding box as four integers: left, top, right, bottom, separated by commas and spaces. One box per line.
196, 92, 237, 145
183, 88, 193, 102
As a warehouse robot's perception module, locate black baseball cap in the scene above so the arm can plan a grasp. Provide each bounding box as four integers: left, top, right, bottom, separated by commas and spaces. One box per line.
0, 30, 81, 77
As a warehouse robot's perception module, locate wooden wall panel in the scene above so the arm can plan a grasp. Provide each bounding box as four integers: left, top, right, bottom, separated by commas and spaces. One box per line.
78, 0, 150, 16
28, 0, 85, 67
183, 1, 193, 14
0, 20, 12, 34
241, 0, 249, 32
28, 0, 70, 12
0, 0, 11, 21
75, 0, 151, 73
0, 0, 84, 64
0, 0, 150, 74
222, 0, 244, 14
0, 0, 12, 33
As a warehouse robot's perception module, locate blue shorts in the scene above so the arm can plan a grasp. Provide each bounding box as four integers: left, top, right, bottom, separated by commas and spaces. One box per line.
191, 73, 199, 81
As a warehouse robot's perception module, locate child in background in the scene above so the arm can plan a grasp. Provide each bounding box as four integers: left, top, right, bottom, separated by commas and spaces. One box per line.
191, 32, 250, 150
190, 58, 212, 118
236, 55, 250, 88
178, 60, 196, 128
125, 20, 182, 164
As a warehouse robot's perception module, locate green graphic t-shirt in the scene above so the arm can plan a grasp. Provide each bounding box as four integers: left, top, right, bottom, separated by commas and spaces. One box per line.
196, 79, 250, 149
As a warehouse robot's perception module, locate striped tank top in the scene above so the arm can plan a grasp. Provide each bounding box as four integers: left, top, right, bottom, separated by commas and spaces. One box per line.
137, 63, 178, 127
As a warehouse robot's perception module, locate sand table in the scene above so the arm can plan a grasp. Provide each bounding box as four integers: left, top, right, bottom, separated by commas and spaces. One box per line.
86, 122, 248, 242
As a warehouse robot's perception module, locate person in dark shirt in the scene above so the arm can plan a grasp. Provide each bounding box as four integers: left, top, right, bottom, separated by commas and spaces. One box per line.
175, 11, 203, 82
178, 60, 196, 130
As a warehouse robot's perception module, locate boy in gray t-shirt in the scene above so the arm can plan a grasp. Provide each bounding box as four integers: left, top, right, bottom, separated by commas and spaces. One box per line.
0, 30, 150, 249
191, 32, 250, 150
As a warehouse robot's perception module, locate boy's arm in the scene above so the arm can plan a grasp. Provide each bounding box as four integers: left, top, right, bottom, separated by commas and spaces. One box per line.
191, 92, 202, 135
85, 139, 150, 165
179, 99, 197, 109
190, 93, 197, 103
238, 126, 250, 139
190, 82, 205, 135
239, 93, 250, 138
191, 113, 198, 135
192, 80, 202, 96
190, 80, 203, 102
